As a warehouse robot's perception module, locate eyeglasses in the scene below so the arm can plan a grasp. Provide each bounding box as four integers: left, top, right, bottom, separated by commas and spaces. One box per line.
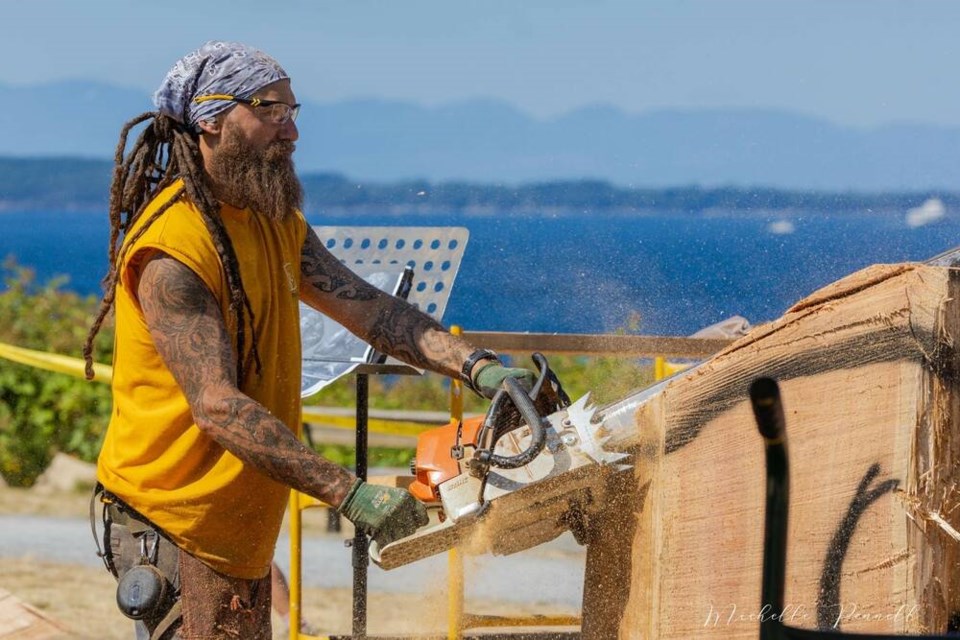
193, 94, 301, 125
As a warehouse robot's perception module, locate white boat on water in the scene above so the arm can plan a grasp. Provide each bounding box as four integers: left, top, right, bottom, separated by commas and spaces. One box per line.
905, 197, 946, 228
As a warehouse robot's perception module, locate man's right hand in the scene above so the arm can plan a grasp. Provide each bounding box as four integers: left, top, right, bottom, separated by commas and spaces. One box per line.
337, 480, 429, 547
473, 362, 537, 400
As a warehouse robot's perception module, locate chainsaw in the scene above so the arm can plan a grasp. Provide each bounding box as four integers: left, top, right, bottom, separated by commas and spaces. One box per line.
371, 352, 640, 570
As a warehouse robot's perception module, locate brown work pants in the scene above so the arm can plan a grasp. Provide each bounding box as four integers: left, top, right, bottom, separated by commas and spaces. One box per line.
176, 551, 272, 639
106, 499, 272, 639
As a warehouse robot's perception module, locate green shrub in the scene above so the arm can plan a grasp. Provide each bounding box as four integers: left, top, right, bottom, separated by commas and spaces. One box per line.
0, 259, 113, 487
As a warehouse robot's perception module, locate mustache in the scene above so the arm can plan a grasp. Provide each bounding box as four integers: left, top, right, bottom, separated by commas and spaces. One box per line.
266, 140, 296, 158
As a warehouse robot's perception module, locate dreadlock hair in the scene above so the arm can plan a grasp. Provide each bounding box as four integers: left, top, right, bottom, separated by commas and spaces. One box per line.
82, 112, 262, 383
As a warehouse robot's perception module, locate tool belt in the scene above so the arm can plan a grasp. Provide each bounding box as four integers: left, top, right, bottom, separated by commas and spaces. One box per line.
90, 483, 182, 639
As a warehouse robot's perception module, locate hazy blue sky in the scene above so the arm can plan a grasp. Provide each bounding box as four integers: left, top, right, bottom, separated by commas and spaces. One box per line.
2, 0, 958, 127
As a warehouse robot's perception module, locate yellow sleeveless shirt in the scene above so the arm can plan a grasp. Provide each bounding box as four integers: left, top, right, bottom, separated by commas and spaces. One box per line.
98, 181, 307, 579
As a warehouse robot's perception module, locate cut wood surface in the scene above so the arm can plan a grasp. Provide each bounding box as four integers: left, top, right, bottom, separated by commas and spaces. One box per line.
580, 264, 960, 638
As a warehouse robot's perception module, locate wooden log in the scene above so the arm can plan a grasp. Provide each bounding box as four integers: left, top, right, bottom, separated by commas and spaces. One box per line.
581, 264, 960, 638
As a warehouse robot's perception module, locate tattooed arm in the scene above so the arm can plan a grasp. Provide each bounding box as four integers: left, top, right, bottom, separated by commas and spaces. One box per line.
299, 226, 482, 380
137, 252, 356, 506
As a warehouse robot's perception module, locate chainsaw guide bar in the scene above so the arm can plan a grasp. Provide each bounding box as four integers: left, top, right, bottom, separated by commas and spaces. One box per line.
373, 460, 623, 570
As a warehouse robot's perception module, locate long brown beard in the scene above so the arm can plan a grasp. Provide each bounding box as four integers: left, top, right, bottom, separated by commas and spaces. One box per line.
206, 122, 304, 221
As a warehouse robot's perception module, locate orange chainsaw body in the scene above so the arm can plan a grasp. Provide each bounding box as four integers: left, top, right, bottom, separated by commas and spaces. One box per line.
408, 415, 485, 503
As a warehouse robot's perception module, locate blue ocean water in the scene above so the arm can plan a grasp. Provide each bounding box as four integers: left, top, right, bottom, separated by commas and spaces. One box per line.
1, 208, 958, 336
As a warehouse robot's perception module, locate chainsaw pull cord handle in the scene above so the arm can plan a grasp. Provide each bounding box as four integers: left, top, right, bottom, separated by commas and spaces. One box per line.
479, 376, 549, 470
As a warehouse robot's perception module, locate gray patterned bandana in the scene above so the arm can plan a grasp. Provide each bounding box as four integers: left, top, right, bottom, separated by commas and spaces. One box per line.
153, 40, 289, 128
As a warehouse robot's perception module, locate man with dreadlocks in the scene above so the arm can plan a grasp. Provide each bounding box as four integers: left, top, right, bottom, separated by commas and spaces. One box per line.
84, 41, 537, 639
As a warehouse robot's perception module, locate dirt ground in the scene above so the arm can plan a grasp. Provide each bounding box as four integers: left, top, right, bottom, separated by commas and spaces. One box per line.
0, 556, 458, 638
0, 485, 578, 639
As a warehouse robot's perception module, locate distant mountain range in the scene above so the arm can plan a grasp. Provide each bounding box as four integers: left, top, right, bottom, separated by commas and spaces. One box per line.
3, 80, 960, 191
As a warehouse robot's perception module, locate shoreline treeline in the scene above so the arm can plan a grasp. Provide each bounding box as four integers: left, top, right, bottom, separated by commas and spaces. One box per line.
0, 157, 954, 215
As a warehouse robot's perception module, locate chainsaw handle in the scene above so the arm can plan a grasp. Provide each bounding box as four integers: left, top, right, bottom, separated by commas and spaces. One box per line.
528, 352, 571, 409
481, 375, 548, 470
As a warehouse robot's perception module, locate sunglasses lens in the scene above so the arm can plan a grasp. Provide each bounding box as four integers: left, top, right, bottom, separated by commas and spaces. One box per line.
252, 101, 300, 125
267, 103, 299, 125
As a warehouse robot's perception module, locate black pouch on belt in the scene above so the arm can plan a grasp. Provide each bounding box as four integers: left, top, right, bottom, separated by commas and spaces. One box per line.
92, 486, 180, 624
115, 530, 171, 620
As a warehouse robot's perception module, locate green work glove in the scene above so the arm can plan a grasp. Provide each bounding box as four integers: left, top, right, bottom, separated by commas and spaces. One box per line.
337, 480, 429, 547
473, 362, 537, 400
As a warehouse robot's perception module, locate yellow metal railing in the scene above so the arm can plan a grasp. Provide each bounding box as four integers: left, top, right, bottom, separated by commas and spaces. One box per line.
289, 490, 320, 640
654, 355, 693, 381
0, 341, 113, 383
448, 325, 466, 640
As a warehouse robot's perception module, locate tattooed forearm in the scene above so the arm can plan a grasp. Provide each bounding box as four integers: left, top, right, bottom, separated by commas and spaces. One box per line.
195, 390, 355, 506
139, 254, 356, 506
299, 227, 481, 378
300, 230, 380, 301
365, 297, 472, 378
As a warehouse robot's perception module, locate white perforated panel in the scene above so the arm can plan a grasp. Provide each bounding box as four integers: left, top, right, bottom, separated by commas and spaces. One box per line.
313, 226, 469, 320
299, 226, 470, 398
